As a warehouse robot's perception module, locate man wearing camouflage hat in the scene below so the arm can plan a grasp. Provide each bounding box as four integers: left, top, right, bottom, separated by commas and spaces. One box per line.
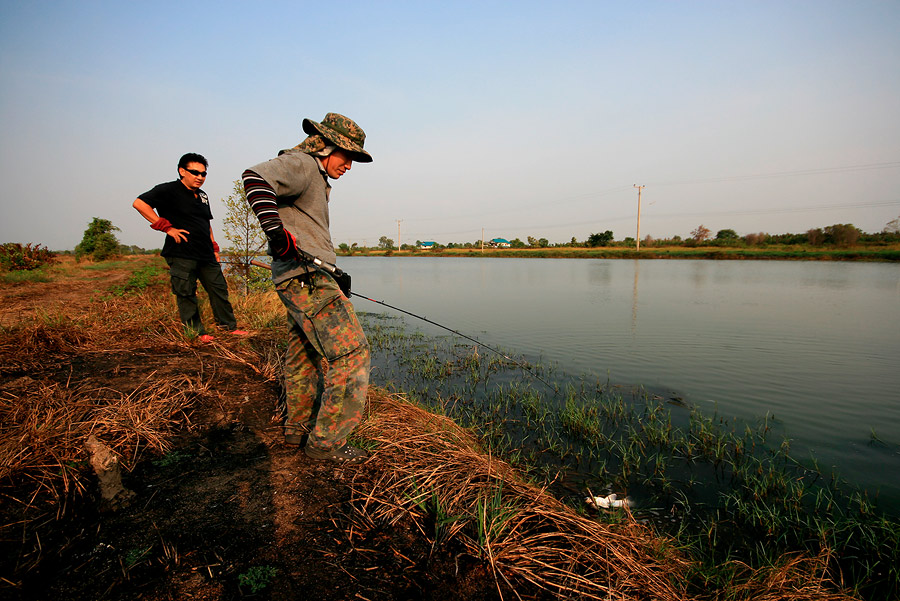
242, 113, 372, 464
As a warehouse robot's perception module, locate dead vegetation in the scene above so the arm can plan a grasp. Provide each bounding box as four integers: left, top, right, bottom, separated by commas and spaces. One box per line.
353, 394, 690, 600
351, 393, 857, 601
0, 289, 255, 510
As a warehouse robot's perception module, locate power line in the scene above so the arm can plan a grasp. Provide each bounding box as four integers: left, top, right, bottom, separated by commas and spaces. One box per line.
349, 161, 900, 234
644, 199, 900, 220
649, 161, 900, 187
333, 158, 900, 240
336, 199, 900, 240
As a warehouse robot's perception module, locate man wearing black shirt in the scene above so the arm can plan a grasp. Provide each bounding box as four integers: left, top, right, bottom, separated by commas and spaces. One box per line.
133, 153, 246, 341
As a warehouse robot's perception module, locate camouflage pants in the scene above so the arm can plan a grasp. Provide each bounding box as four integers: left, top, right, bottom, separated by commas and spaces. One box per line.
276, 272, 369, 451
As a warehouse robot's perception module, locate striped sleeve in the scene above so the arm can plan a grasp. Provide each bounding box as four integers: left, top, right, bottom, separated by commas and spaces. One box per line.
242, 169, 282, 235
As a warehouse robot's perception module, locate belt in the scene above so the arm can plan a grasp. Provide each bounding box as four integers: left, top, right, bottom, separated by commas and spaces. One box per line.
292, 272, 314, 287
276, 271, 314, 291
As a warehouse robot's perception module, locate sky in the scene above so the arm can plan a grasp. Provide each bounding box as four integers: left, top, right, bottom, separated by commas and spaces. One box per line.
1, 1, 899, 251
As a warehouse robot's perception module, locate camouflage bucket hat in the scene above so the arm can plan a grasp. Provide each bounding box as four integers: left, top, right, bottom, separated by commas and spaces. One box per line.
302, 112, 373, 163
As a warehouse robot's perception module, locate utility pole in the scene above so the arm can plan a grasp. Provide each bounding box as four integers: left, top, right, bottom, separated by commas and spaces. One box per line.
397, 219, 403, 251
481, 228, 484, 253
633, 184, 645, 251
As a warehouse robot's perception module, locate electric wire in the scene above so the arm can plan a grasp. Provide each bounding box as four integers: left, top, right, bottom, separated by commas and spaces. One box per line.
335, 160, 900, 241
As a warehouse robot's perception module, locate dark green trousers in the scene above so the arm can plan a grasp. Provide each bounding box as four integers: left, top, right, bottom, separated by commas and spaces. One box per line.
165, 257, 237, 335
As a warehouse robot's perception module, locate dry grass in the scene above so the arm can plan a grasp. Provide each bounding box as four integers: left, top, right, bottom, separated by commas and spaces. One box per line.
354, 391, 692, 600
720, 551, 854, 601
0, 285, 282, 512
0, 371, 212, 508
352, 391, 859, 601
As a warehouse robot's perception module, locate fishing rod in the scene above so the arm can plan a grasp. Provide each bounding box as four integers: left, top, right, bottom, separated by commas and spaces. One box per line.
232, 256, 558, 391
350, 290, 558, 392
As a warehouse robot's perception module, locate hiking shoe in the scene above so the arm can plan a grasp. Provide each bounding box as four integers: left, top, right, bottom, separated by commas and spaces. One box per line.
284, 433, 306, 447
198, 334, 215, 343
304, 443, 369, 464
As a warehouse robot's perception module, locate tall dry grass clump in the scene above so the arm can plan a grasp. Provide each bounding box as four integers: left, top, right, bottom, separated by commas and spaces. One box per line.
0, 371, 212, 509
227, 286, 286, 332
353, 391, 693, 600
0, 284, 281, 511
718, 551, 854, 601
353, 392, 860, 601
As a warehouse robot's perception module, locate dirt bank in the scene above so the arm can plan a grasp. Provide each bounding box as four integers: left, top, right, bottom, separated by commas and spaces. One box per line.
0, 256, 860, 601
0, 257, 507, 600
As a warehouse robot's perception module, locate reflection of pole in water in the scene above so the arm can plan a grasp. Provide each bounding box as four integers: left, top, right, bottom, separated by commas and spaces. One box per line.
632, 259, 640, 334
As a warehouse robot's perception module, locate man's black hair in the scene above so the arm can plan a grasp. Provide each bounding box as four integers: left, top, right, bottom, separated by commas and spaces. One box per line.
178, 152, 208, 171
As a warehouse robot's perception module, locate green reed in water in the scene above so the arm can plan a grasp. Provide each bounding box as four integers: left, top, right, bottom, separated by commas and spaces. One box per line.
359, 311, 900, 599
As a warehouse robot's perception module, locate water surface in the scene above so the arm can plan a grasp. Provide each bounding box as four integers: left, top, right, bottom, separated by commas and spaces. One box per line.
344, 256, 900, 506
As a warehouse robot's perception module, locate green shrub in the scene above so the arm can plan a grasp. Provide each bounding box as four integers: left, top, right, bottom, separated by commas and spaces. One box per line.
75, 217, 121, 262
238, 565, 278, 593
0, 242, 56, 271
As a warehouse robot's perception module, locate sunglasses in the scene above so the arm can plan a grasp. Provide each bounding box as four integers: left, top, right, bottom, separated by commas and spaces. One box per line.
184, 168, 207, 177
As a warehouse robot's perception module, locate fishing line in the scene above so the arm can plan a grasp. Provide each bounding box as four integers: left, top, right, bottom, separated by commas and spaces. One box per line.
349, 291, 558, 392
229, 258, 559, 392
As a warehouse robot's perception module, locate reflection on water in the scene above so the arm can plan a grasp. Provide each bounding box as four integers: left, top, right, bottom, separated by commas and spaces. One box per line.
631, 259, 639, 335
345, 256, 900, 504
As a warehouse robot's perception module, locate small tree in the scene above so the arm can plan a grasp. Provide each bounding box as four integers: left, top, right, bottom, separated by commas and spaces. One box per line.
222, 180, 268, 291
807, 228, 825, 245
824, 223, 860, 247
743, 232, 768, 246
378, 236, 394, 250
884, 215, 900, 234
75, 217, 120, 261
586, 231, 614, 247
716, 229, 738, 241
691, 224, 711, 242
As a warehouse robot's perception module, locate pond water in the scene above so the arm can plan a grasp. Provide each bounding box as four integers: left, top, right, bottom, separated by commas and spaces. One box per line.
343, 256, 900, 507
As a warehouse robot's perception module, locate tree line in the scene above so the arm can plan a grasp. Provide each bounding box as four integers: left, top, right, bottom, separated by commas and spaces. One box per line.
6, 189, 898, 269
361, 217, 900, 251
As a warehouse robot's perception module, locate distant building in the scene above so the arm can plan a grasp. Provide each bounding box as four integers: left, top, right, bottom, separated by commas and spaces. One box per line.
419, 241, 437, 249
489, 238, 510, 248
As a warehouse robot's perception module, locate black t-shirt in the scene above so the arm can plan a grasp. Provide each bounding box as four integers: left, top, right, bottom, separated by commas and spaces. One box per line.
140, 180, 216, 261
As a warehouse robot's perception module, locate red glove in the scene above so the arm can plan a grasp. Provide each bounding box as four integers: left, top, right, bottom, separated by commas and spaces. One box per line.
212, 241, 220, 253
151, 217, 173, 232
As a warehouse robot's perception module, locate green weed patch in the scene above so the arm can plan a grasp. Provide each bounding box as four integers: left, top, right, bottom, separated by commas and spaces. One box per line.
107, 265, 166, 296
1, 269, 52, 284
359, 311, 899, 599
